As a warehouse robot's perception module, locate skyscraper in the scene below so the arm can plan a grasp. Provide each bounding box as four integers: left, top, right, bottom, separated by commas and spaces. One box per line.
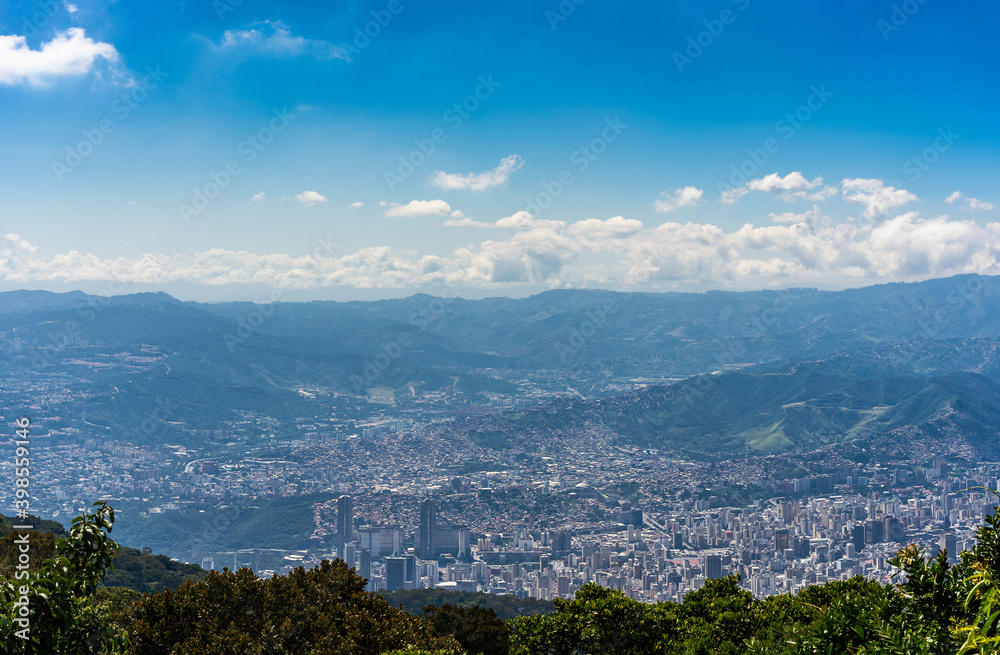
940, 532, 958, 564
358, 549, 372, 589
385, 557, 407, 591
337, 495, 354, 560
704, 555, 723, 580
420, 498, 437, 560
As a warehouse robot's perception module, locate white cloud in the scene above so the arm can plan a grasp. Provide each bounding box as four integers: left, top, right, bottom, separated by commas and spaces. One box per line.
494, 211, 563, 230
842, 178, 918, 220
568, 216, 643, 240
440, 210, 563, 230
767, 205, 830, 230
429, 155, 524, 191
945, 191, 993, 212
654, 186, 704, 213
349, 201, 364, 208
295, 190, 327, 206
384, 199, 456, 218
64, 3, 79, 13
252, 192, 266, 204
442, 217, 495, 228
0, 28, 118, 86
218, 20, 347, 61
721, 172, 834, 204
7, 207, 1000, 291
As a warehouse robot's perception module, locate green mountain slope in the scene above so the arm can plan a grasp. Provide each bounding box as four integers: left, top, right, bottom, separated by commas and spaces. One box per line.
512, 370, 1000, 460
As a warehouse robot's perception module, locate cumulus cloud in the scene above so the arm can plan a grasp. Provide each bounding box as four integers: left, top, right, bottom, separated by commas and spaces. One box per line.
8, 172, 1000, 291
441, 217, 495, 228
295, 190, 327, 206
217, 20, 347, 61
349, 201, 364, 208
429, 155, 524, 191
440, 211, 563, 230
568, 216, 643, 241
252, 192, 266, 204
768, 205, 831, 230
945, 191, 994, 212
64, 3, 79, 13
5, 208, 1000, 291
0, 29, 119, 86
384, 199, 460, 218
654, 186, 704, 213
842, 178, 918, 220
494, 211, 564, 230
721, 172, 835, 204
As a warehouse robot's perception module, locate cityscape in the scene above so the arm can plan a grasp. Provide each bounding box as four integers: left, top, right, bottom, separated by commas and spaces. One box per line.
2, 318, 998, 606
2, 0, 999, 651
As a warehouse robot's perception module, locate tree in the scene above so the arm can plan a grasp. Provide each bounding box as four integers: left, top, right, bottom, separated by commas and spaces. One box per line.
127, 558, 463, 654
0, 501, 130, 654
508, 583, 676, 655
422, 603, 510, 655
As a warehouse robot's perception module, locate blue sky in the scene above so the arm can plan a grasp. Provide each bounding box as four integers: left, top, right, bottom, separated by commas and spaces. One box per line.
0, 0, 998, 300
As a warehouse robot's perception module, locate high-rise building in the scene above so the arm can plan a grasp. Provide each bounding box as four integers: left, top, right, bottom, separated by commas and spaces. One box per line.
359, 526, 404, 556
940, 533, 958, 564
420, 499, 437, 560
385, 557, 407, 591
201, 557, 215, 571
704, 555, 723, 580
344, 541, 357, 569
551, 532, 572, 553
358, 549, 372, 583
852, 525, 866, 552
337, 495, 354, 560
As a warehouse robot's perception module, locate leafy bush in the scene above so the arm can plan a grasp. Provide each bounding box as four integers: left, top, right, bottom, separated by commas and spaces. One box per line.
0, 501, 130, 654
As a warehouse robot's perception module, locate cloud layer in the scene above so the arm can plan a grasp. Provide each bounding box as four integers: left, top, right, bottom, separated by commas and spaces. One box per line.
0, 29, 119, 86
6, 197, 1000, 291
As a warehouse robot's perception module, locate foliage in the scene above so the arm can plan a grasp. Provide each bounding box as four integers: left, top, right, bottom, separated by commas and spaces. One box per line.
1, 514, 206, 595
378, 588, 553, 621
0, 501, 130, 654
508, 582, 678, 655
101, 546, 206, 594
597, 370, 1000, 460
422, 603, 510, 655
957, 499, 1000, 653
127, 558, 462, 655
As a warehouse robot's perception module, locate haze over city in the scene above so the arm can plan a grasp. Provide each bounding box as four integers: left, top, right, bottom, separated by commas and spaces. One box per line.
4, 2, 1000, 654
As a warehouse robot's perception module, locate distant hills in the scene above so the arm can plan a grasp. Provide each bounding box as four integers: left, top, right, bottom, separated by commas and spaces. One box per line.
572, 369, 1000, 460
0, 514, 206, 594
3, 274, 1000, 452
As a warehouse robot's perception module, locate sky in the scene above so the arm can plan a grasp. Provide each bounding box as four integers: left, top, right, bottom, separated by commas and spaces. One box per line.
0, 0, 998, 301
